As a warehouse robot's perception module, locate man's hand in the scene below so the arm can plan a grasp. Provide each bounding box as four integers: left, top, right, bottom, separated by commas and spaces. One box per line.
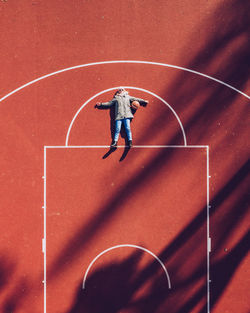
95, 102, 102, 108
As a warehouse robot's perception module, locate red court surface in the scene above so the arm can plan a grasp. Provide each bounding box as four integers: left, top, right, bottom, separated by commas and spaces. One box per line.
0, 1, 249, 313
46, 147, 207, 313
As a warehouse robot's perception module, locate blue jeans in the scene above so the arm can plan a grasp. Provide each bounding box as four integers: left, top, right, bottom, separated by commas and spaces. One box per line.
114, 118, 132, 141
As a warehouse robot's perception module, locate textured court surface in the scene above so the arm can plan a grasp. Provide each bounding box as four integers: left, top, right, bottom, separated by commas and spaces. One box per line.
46, 147, 207, 312
0, 1, 249, 313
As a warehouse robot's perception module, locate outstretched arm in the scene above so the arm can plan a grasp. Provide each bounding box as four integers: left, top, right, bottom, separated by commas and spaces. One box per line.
95, 99, 116, 108
129, 96, 149, 106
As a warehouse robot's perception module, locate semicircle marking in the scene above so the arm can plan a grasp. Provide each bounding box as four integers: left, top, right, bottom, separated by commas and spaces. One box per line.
82, 244, 171, 290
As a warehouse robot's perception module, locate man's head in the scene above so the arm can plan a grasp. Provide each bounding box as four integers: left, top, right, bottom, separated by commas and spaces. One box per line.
117, 87, 126, 94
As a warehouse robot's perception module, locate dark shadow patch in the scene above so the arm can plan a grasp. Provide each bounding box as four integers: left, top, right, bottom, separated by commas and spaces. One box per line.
119, 146, 131, 162
102, 146, 117, 159
67, 250, 143, 313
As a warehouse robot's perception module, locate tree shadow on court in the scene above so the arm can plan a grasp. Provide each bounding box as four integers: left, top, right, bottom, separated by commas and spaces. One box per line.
155, 2, 250, 307
0, 256, 30, 313
0, 254, 41, 313
66, 227, 248, 313
150, 160, 249, 312
66, 249, 175, 313
1, 279, 30, 313
209, 230, 249, 309
65, 160, 249, 313
0, 256, 15, 295
67, 250, 144, 313
134, 0, 249, 148
50, 0, 249, 312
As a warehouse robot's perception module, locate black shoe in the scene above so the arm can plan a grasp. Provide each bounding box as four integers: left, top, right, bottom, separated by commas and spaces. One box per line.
128, 140, 133, 148
110, 141, 117, 148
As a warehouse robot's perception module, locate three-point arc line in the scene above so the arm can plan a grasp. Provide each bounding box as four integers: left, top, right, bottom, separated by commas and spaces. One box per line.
82, 244, 171, 290
0, 60, 249, 103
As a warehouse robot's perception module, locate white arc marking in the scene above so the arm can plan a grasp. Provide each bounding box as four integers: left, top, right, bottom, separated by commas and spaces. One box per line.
0, 60, 249, 103
82, 244, 171, 290
66, 86, 187, 146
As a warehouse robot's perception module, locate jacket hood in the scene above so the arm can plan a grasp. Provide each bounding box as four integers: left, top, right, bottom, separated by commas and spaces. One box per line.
115, 91, 129, 98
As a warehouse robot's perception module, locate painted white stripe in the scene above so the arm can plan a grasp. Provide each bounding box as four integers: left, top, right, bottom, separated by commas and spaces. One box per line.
45, 145, 208, 149
0, 61, 249, 103
208, 237, 211, 253
65, 86, 187, 146
42, 238, 45, 253
206, 146, 210, 313
43, 147, 47, 313
82, 244, 171, 290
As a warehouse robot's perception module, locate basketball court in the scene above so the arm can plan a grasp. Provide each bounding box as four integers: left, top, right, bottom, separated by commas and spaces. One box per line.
0, 1, 249, 313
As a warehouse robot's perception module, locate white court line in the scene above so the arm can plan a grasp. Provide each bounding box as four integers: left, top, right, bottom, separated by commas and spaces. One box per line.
207, 146, 211, 313
0, 60, 249, 103
43, 147, 47, 313
82, 244, 171, 290
44, 145, 210, 313
65, 86, 187, 146
45, 145, 208, 148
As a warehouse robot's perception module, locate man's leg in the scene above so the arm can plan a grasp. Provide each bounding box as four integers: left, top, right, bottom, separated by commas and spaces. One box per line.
123, 118, 133, 147
111, 119, 122, 146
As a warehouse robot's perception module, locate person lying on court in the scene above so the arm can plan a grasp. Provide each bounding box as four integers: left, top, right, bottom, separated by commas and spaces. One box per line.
95, 87, 148, 148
